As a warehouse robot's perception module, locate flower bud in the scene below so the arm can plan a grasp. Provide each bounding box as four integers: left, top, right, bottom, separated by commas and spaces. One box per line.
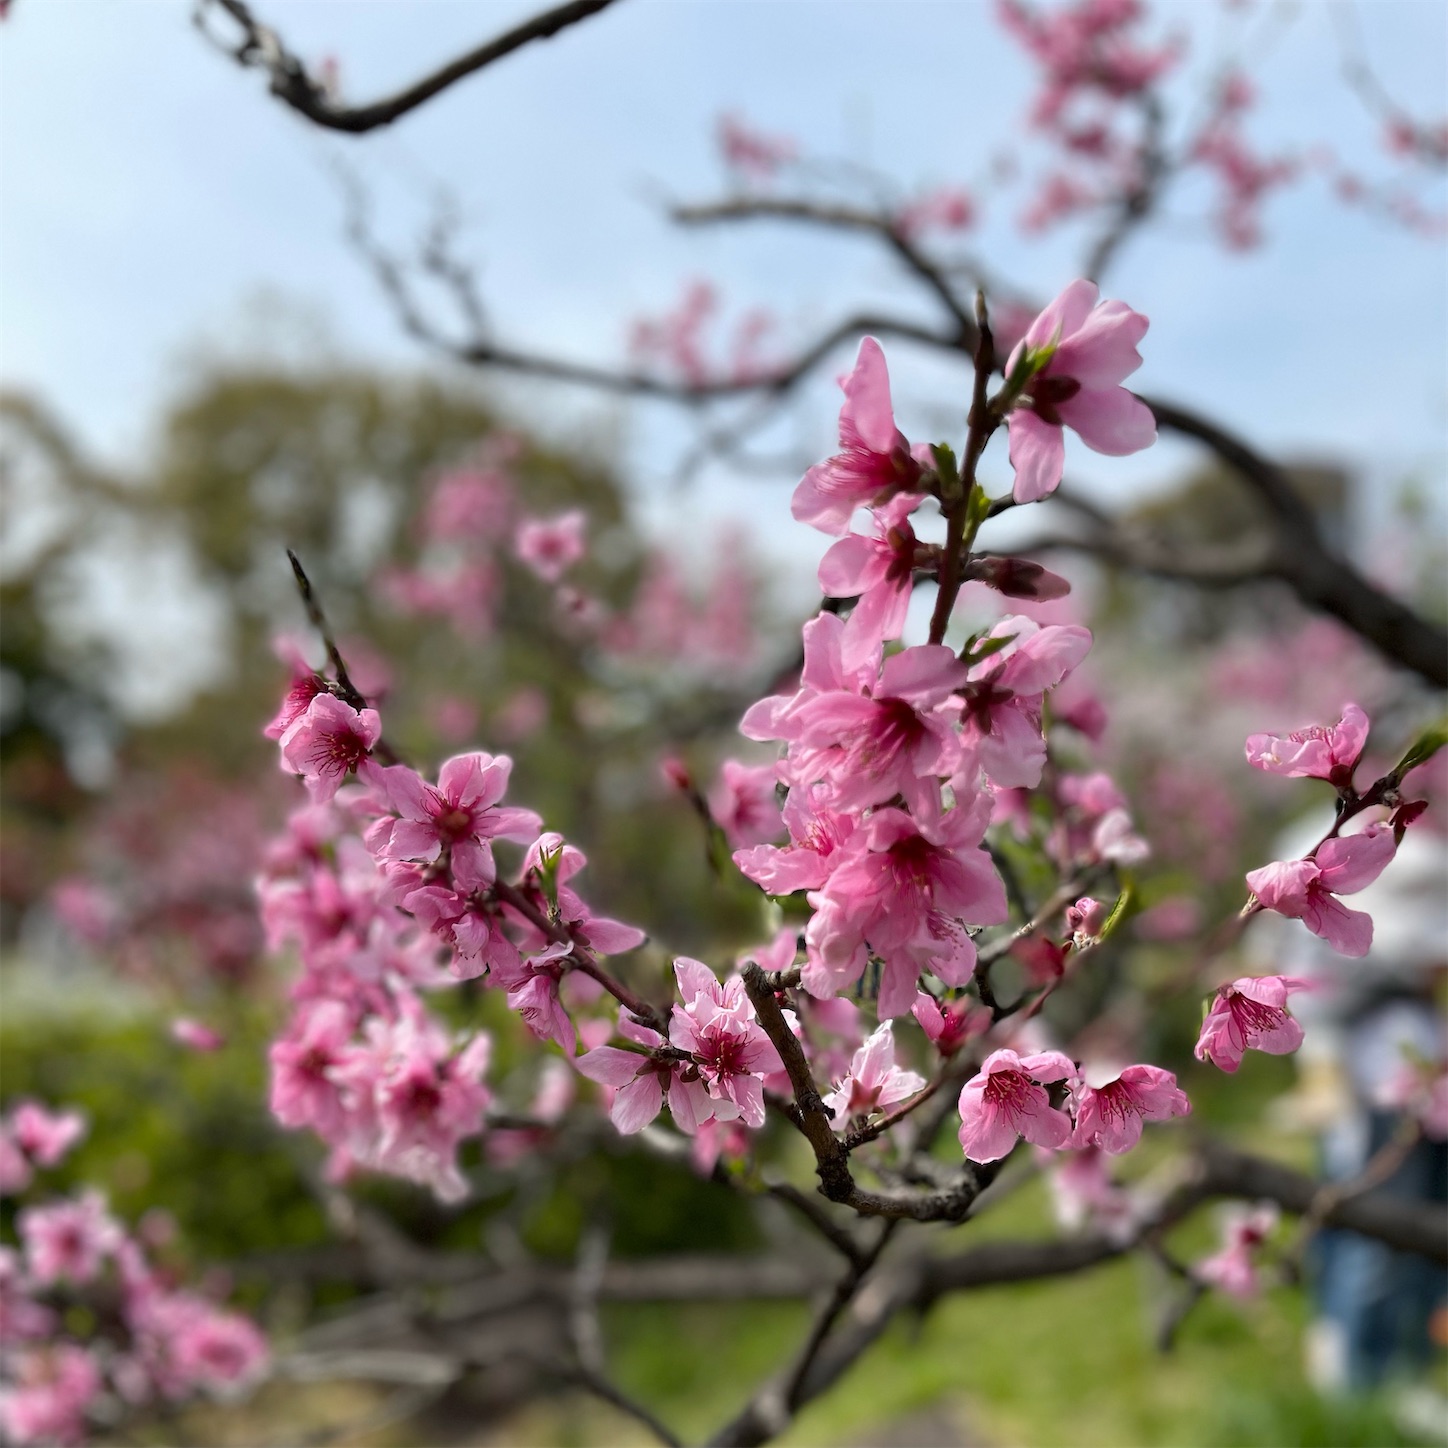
969, 555, 1072, 600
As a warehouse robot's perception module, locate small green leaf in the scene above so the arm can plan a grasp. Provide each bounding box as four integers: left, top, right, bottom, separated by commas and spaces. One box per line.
963, 630, 1018, 667
1392, 717, 1448, 780
1098, 879, 1139, 941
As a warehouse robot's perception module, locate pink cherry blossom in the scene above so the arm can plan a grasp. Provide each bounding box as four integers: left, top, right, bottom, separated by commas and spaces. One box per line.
668, 959, 784, 1129
708, 760, 784, 849
733, 785, 857, 895
740, 610, 878, 748
1194, 1203, 1278, 1298
269, 999, 359, 1139
365, 753, 541, 881
912, 991, 991, 1055
805, 792, 1007, 1018
791, 338, 928, 535
516, 833, 646, 959
18, 1191, 122, 1286
279, 694, 382, 803
578, 1010, 716, 1136
0, 1343, 102, 1446
1245, 824, 1396, 957
1194, 975, 1312, 1073
958, 1048, 1077, 1163
790, 644, 968, 815
8, 1103, 85, 1169
1244, 702, 1369, 784
817, 493, 927, 668
1071, 1064, 1190, 1154
515, 509, 587, 583
1046, 1146, 1138, 1240
823, 1022, 927, 1125
959, 617, 1093, 788
1005, 279, 1156, 503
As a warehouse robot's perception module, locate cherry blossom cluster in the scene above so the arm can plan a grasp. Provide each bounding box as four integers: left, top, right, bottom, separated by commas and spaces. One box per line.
628, 279, 779, 387
0, 1104, 267, 1447
257, 275, 1435, 1258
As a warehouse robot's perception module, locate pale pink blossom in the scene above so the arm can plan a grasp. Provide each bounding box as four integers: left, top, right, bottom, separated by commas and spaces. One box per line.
1376, 1061, 1448, 1140
708, 760, 784, 849
170, 1018, 226, 1052
823, 1022, 927, 1125
1046, 1146, 1138, 1239
269, 999, 359, 1139
792, 338, 928, 535
1005, 279, 1155, 503
1246, 824, 1396, 957
817, 493, 927, 668
733, 785, 857, 895
0, 1343, 102, 1446
1244, 702, 1368, 784
515, 509, 587, 583
279, 694, 382, 802
959, 617, 1093, 787
1194, 1203, 1278, 1298
958, 1048, 1077, 1163
1071, 1064, 1190, 1154
19, 1191, 121, 1286
8, 1103, 85, 1169
517, 833, 646, 959
1194, 975, 1312, 1073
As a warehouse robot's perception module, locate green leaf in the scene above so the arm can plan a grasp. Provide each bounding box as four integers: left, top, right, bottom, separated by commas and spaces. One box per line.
1392, 717, 1448, 779
1097, 879, 1139, 941
962, 630, 1018, 667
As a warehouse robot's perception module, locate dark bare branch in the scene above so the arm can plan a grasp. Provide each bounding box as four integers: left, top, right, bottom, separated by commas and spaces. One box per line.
197, 0, 623, 134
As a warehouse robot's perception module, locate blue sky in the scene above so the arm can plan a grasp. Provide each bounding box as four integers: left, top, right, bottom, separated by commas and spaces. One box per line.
1, 0, 1445, 620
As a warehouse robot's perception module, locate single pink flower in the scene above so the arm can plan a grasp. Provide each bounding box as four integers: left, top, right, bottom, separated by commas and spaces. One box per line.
8, 1103, 85, 1168
365, 753, 541, 881
515, 509, 587, 583
18, 1191, 122, 1286
1194, 974, 1312, 1073
1071, 1064, 1191, 1154
1194, 1203, 1278, 1298
1245, 824, 1396, 957
668, 959, 784, 1129
792, 338, 928, 535
822, 1022, 927, 1125
733, 785, 857, 895
817, 492, 927, 668
708, 760, 784, 849
279, 694, 382, 803
958, 1048, 1077, 1163
1244, 702, 1368, 784
578, 1011, 716, 1136
1005, 279, 1156, 503
959, 617, 1093, 788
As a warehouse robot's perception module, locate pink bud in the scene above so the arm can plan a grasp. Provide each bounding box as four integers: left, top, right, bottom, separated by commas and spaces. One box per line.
1065, 896, 1107, 941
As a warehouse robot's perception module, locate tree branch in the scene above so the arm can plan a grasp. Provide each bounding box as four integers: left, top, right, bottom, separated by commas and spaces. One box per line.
197, 0, 623, 134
